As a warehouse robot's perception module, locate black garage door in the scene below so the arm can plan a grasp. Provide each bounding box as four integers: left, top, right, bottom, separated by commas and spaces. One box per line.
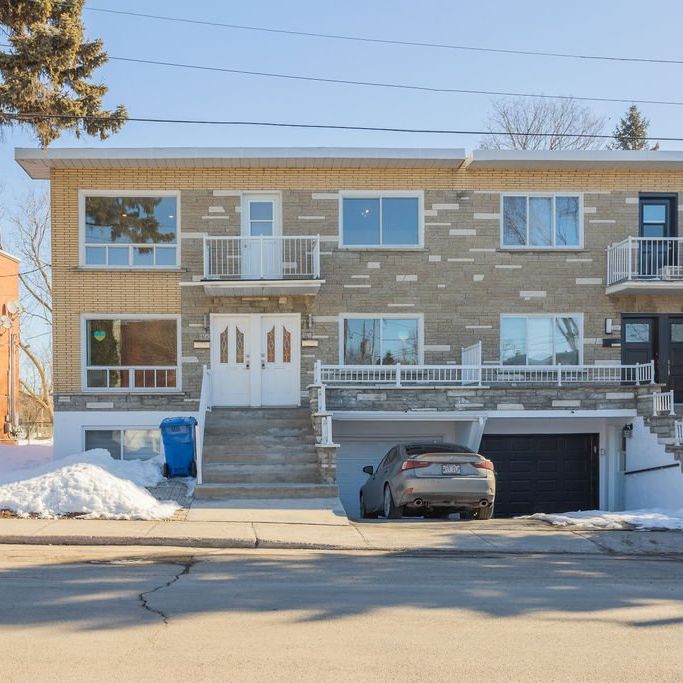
479, 434, 599, 517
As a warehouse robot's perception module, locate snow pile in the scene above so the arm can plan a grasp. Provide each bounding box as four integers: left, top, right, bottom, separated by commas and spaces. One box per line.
0, 449, 178, 520
524, 509, 683, 531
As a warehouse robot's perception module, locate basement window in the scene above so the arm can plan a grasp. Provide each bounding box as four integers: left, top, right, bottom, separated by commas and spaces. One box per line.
84, 427, 161, 460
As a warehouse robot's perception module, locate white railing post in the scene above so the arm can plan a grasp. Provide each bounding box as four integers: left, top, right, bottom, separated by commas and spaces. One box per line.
314, 359, 322, 385
606, 246, 611, 286
395, 363, 402, 387
557, 363, 562, 387
314, 235, 321, 278
650, 359, 656, 384
635, 362, 640, 386
627, 236, 633, 281
318, 384, 326, 413
203, 235, 209, 278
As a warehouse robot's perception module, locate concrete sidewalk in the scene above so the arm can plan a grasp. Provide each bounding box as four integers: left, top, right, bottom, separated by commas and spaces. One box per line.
0, 501, 682, 555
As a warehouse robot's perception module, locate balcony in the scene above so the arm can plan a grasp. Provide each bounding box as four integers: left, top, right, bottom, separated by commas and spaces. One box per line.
201, 236, 323, 296
607, 236, 683, 294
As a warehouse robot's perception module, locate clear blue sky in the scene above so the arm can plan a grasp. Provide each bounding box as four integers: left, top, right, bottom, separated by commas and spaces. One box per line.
4, 0, 683, 196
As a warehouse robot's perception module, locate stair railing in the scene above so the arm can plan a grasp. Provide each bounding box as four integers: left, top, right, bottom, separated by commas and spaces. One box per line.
675, 420, 683, 446
653, 389, 675, 416
196, 365, 212, 484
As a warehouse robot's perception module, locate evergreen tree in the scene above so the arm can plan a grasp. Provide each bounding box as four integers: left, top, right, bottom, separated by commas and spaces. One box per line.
0, 0, 126, 147
610, 105, 659, 150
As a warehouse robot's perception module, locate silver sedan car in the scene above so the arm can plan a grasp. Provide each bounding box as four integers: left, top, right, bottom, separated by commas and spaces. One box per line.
359, 442, 496, 520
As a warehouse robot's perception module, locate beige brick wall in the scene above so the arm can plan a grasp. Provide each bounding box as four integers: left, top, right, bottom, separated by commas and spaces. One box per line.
52, 166, 683, 397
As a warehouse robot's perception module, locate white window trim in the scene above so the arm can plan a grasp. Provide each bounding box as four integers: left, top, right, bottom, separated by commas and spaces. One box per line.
80, 313, 182, 393
79, 189, 182, 269
338, 313, 424, 365
82, 425, 162, 460
339, 190, 424, 249
499, 313, 585, 366
499, 192, 584, 250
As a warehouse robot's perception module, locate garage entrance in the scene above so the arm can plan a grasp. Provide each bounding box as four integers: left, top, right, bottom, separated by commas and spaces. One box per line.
479, 434, 599, 517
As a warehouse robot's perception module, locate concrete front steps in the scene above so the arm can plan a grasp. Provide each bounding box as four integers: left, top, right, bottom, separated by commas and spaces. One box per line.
196, 407, 336, 500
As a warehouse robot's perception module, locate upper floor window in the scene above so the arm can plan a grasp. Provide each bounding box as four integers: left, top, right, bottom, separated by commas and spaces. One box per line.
501, 314, 582, 366
83, 316, 179, 391
81, 192, 179, 267
340, 193, 422, 247
502, 194, 581, 249
341, 315, 422, 365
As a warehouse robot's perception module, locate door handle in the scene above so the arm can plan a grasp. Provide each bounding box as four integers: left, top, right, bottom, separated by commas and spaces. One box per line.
245, 354, 250, 370
261, 353, 266, 370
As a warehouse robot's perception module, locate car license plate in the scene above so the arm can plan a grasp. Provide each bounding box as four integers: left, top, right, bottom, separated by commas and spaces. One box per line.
442, 464, 461, 475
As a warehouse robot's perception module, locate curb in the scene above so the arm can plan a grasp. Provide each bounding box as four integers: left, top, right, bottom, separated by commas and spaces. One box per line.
1, 534, 682, 556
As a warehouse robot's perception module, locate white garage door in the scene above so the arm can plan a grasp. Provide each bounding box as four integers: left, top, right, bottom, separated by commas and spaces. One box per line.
335, 423, 457, 518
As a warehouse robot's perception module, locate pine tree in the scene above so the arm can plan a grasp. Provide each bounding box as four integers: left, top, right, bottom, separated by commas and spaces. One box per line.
0, 0, 126, 147
610, 105, 659, 150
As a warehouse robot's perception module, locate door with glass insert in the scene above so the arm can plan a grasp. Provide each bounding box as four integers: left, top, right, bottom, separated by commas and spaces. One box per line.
260, 316, 300, 406
211, 316, 252, 406
241, 194, 281, 279
638, 195, 677, 278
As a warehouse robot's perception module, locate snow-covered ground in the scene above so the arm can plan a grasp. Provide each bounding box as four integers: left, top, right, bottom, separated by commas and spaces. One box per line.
0, 448, 180, 520
525, 509, 683, 531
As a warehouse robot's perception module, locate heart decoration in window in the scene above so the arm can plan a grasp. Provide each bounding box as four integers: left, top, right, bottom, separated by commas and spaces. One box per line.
93, 330, 106, 342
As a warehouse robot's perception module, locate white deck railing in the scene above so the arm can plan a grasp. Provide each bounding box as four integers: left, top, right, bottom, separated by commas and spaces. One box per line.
607, 236, 683, 286
653, 389, 675, 416
204, 235, 321, 280
675, 419, 683, 445
85, 365, 178, 390
316, 360, 655, 387
195, 365, 212, 484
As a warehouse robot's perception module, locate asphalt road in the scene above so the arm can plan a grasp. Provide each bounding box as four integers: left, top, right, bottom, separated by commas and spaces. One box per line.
1, 545, 682, 682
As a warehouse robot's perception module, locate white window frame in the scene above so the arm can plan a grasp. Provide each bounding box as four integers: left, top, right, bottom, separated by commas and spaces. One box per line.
338, 313, 424, 365
80, 313, 182, 393
82, 425, 163, 460
239, 191, 283, 238
499, 313, 584, 366
339, 191, 424, 249
79, 189, 181, 269
500, 193, 584, 250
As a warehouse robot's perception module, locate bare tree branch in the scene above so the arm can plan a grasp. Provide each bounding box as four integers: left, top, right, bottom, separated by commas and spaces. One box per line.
480, 97, 606, 150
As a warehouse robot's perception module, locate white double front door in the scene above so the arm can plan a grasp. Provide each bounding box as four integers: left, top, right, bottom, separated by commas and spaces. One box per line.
211, 314, 300, 407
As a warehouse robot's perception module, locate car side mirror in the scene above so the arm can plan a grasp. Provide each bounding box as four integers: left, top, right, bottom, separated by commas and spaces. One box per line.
362, 465, 374, 475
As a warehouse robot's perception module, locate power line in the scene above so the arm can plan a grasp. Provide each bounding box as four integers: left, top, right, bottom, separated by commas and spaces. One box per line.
3, 111, 672, 141
2, 42, 681, 109
108, 55, 683, 108
85, 6, 683, 66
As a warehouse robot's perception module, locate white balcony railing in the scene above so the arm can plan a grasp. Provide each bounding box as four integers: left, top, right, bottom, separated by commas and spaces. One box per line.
315, 361, 654, 387
607, 236, 683, 286
653, 390, 675, 416
204, 236, 321, 280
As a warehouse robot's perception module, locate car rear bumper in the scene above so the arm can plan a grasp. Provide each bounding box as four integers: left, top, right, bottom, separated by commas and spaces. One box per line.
395, 477, 495, 509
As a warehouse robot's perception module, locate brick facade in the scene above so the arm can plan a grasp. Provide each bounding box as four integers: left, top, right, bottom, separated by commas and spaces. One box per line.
49, 164, 683, 408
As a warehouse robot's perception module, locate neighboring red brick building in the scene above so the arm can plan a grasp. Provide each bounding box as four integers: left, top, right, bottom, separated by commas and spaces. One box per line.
0, 250, 20, 444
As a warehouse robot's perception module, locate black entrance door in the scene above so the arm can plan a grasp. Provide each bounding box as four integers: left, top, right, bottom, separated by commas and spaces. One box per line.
621, 317, 657, 368
665, 318, 683, 401
638, 195, 678, 277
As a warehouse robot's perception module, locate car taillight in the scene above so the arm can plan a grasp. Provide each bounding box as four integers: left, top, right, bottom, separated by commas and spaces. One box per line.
401, 460, 432, 471
472, 460, 494, 471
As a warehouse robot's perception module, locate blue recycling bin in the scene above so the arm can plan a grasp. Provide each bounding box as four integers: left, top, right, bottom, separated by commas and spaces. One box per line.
159, 417, 198, 478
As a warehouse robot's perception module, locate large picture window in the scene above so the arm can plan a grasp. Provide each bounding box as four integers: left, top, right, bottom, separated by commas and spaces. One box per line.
502, 194, 581, 248
84, 317, 179, 391
85, 428, 161, 461
82, 193, 179, 267
341, 194, 421, 247
501, 315, 582, 366
342, 316, 421, 365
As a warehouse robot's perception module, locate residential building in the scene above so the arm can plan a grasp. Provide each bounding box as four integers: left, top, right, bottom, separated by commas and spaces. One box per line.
0, 249, 20, 444
15, 146, 683, 515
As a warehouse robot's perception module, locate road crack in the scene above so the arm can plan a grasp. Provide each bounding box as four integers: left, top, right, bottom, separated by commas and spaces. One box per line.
139, 558, 195, 625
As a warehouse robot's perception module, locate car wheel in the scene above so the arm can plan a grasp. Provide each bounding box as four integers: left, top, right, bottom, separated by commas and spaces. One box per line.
190, 461, 197, 478
162, 463, 169, 478
473, 505, 494, 520
383, 485, 402, 519
359, 494, 377, 519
